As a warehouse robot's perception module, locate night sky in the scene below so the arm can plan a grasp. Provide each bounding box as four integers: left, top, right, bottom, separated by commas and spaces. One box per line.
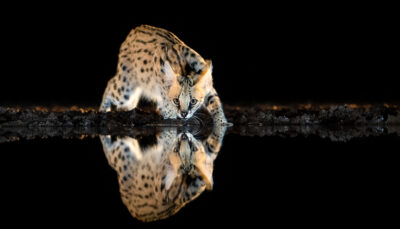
1, 5, 398, 106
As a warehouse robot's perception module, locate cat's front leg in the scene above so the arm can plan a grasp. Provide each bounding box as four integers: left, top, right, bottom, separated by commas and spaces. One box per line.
204, 88, 232, 126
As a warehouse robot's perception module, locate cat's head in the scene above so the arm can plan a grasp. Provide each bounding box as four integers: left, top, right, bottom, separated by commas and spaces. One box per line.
166, 132, 213, 191
163, 60, 213, 119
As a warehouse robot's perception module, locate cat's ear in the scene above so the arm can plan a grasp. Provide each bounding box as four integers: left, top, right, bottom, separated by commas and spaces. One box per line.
164, 168, 177, 191
197, 164, 213, 191
193, 60, 212, 86
162, 61, 176, 86
165, 150, 181, 190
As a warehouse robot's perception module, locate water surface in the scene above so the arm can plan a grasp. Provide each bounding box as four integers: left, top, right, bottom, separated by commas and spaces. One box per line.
0, 125, 398, 226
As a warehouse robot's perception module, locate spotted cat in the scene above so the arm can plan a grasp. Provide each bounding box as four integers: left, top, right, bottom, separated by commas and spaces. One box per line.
99, 25, 228, 124
99, 126, 226, 222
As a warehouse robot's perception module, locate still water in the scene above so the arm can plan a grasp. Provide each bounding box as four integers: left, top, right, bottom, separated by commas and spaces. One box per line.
0, 125, 398, 226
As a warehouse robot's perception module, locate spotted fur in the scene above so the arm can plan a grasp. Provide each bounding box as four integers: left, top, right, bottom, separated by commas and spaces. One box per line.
99, 126, 226, 222
99, 25, 228, 124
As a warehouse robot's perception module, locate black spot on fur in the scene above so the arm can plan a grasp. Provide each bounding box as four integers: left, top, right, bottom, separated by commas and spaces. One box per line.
135, 39, 146, 44
124, 147, 129, 152
185, 192, 191, 200
122, 65, 127, 71
144, 183, 148, 188
206, 143, 213, 152
143, 60, 147, 65
123, 77, 127, 82
191, 53, 195, 58
207, 95, 216, 105
142, 175, 145, 180
136, 29, 152, 36
185, 63, 194, 76
141, 68, 144, 73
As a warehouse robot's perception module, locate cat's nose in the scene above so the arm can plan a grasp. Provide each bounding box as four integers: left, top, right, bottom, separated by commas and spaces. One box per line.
181, 133, 188, 140
181, 111, 188, 118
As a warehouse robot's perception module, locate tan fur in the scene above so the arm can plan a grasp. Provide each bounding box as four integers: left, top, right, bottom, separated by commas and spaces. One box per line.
99, 126, 227, 222
99, 25, 229, 124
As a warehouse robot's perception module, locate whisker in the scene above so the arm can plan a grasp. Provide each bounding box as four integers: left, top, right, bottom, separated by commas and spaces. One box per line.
188, 114, 203, 136
193, 114, 203, 126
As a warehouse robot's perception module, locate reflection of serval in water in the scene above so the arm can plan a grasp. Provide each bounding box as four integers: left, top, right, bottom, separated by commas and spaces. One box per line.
99, 126, 226, 222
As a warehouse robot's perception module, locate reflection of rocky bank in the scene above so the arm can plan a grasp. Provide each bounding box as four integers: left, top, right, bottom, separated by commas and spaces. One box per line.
225, 104, 400, 125
0, 104, 399, 143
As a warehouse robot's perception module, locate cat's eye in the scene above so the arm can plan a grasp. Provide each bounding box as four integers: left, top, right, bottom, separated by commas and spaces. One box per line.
190, 99, 198, 105
173, 98, 179, 105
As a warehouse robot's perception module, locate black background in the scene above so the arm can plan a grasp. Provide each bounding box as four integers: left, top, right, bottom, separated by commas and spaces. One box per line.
0, 4, 399, 227
0, 4, 398, 106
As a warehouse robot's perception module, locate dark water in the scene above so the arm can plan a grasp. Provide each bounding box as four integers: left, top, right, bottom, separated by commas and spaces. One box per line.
0, 126, 399, 226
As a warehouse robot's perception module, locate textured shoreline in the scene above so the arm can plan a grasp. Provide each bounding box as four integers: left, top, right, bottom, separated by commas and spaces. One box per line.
1, 104, 399, 143
1, 104, 399, 127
